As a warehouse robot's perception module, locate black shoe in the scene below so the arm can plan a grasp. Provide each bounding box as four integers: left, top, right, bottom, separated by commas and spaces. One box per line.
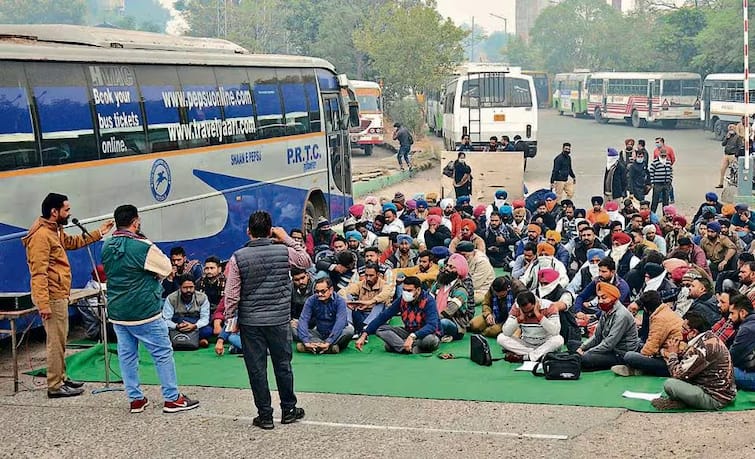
252, 416, 274, 430
281, 407, 305, 424
47, 384, 84, 398
63, 379, 85, 389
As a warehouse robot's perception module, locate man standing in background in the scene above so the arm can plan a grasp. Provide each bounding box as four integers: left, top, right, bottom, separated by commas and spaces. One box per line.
550, 143, 576, 201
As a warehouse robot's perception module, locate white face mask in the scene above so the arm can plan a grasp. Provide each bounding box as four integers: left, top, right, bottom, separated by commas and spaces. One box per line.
401, 290, 416, 302
459, 159, 466, 164
588, 264, 600, 278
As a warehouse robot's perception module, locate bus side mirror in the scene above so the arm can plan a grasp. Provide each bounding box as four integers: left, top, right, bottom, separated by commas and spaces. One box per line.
348, 101, 360, 128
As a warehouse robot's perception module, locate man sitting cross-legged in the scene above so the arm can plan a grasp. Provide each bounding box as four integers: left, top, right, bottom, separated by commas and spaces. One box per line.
339, 263, 394, 336
652, 311, 736, 410
469, 276, 517, 338
497, 291, 563, 363
163, 275, 212, 348
355, 276, 440, 354
294, 278, 354, 354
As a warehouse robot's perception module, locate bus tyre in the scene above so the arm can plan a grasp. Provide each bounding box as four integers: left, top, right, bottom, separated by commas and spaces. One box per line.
631, 110, 646, 128
363, 145, 373, 156
661, 119, 678, 129
595, 108, 608, 124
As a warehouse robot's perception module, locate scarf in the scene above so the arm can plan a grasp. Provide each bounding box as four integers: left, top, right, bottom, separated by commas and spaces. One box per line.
435, 284, 453, 314
606, 155, 619, 170
643, 272, 666, 293
538, 279, 560, 299
610, 242, 630, 265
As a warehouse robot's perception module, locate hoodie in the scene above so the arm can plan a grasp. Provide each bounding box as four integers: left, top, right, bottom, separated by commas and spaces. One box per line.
22, 217, 102, 312
101, 230, 172, 324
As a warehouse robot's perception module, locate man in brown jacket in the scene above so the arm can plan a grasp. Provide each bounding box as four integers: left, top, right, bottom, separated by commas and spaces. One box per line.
612, 291, 682, 377
22, 193, 113, 398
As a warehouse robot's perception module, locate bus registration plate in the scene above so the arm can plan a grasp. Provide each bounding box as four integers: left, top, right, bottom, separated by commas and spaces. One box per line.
494, 114, 506, 122
683, 111, 692, 115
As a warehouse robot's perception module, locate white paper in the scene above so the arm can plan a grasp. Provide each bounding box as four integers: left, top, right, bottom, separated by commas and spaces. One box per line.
515, 361, 538, 371
621, 390, 662, 401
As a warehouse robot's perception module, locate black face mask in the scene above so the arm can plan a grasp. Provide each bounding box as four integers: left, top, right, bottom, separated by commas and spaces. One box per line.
437, 270, 458, 285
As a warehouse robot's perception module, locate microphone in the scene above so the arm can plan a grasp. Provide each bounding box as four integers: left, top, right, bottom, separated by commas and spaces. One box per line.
71, 218, 92, 238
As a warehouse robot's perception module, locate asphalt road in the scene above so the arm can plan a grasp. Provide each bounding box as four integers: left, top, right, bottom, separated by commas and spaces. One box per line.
0, 111, 751, 458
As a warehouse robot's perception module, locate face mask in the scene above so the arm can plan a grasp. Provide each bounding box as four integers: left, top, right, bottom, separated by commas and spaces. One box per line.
589, 264, 600, 278
636, 157, 644, 164
681, 329, 690, 342
459, 159, 466, 164
598, 300, 614, 312
655, 143, 661, 148
401, 290, 415, 302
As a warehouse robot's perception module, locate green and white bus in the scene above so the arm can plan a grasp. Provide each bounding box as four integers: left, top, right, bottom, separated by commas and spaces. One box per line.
552, 71, 590, 117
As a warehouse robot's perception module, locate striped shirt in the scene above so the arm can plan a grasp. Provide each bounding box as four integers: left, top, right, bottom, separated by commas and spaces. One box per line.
648, 158, 673, 184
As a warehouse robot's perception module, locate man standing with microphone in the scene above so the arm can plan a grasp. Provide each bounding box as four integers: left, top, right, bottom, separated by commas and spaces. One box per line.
22, 193, 114, 398
224, 211, 311, 429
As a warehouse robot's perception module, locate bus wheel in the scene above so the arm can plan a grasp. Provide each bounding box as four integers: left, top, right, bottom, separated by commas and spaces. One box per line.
595, 108, 608, 124
661, 119, 678, 129
303, 193, 328, 235
631, 110, 646, 128
363, 145, 373, 156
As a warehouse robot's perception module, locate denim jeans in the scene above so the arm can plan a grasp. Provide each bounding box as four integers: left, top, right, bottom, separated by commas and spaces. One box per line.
440, 318, 463, 340
734, 367, 755, 391
623, 351, 669, 376
239, 323, 297, 419
650, 183, 671, 213
349, 303, 385, 335
113, 318, 180, 402
397, 145, 410, 167
581, 350, 625, 371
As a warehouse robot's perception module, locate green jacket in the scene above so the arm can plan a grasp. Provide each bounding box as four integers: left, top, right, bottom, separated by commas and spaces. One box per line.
101, 231, 172, 324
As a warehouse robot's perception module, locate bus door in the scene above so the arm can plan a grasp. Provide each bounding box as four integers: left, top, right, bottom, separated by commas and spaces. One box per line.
601, 80, 608, 112
648, 80, 655, 118
322, 94, 351, 217
702, 84, 711, 128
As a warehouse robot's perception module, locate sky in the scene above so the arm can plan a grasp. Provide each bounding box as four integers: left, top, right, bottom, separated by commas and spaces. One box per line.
435, 0, 515, 34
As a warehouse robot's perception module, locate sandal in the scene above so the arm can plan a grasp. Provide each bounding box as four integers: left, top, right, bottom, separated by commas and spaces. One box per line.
438, 353, 455, 360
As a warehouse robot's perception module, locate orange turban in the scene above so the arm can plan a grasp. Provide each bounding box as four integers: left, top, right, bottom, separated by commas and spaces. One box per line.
595, 212, 610, 226
527, 224, 542, 236
722, 204, 736, 217
596, 282, 620, 301
545, 230, 561, 243
537, 242, 555, 256
461, 218, 477, 234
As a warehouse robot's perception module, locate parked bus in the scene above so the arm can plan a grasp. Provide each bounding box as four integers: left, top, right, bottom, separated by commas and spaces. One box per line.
425, 88, 444, 137
442, 63, 538, 156
348, 79, 384, 156
701, 73, 755, 139
0, 25, 357, 327
552, 71, 590, 117
587, 72, 701, 128
523, 70, 550, 108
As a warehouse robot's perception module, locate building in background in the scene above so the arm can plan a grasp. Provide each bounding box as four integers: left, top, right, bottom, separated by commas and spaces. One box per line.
515, 0, 549, 42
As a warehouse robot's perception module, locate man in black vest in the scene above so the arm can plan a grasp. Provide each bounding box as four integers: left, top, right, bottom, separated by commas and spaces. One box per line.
224, 211, 312, 430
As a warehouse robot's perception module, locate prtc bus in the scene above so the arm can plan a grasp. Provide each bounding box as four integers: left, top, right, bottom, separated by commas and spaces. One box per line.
552, 71, 590, 117
0, 25, 358, 323
587, 72, 701, 128
442, 63, 538, 155
348, 79, 384, 156
701, 73, 755, 139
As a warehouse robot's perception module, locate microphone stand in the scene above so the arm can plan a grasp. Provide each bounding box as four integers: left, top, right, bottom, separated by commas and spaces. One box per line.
76, 222, 123, 395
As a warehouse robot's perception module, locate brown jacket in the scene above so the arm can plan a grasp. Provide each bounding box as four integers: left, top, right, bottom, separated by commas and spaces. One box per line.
641, 303, 683, 356
21, 217, 101, 311
339, 276, 393, 306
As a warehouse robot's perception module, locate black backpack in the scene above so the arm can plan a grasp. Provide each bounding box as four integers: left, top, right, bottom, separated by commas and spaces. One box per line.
470, 334, 505, 366
532, 352, 581, 380
443, 160, 455, 178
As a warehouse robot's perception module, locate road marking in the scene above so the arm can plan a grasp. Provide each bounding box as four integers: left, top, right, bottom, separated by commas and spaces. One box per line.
202, 413, 568, 440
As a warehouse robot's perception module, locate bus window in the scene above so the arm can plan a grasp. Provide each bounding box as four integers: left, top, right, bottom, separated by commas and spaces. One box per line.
135, 65, 181, 152
0, 62, 38, 171
27, 62, 98, 166
88, 64, 147, 158
303, 69, 321, 133
213, 67, 257, 143
316, 68, 339, 92
506, 77, 532, 108
662, 79, 700, 97
588, 78, 603, 95
177, 66, 223, 147
278, 68, 310, 136
249, 68, 284, 139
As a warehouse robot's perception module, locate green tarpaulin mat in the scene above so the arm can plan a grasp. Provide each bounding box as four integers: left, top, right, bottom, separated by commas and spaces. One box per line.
32, 334, 755, 413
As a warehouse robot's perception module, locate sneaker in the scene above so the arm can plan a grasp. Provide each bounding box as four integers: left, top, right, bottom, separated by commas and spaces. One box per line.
63, 379, 85, 389
327, 344, 340, 354
252, 416, 274, 430
352, 333, 359, 340
163, 394, 199, 413
130, 398, 150, 413
611, 365, 643, 377
281, 407, 305, 424
47, 384, 84, 398
440, 335, 454, 343
715, 184, 724, 189
651, 397, 687, 411
504, 352, 524, 363
229, 345, 242, 355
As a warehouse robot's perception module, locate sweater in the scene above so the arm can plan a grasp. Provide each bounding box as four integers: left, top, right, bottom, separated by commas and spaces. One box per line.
365, 290, 440, 338
297, 294, 349, 345
502, 299, 561, 346
581, 302, 640, 354
550, 152, 575, 183
730, 314, 755, 370
648, 158, 673, 185
640, 303, 683, 356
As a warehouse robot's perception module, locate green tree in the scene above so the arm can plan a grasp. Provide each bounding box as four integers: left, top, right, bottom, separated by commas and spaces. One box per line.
504, 36, 543, 69
480, 31, 510, 63
692, 0, 754, 74
354, 0, 467, 101
0, 0, 86, 24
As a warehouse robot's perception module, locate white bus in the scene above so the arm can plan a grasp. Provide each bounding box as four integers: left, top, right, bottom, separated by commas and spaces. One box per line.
442, 63, 538, 155
701, 73, 755, 139
0, 25, 357, 304
348, 79, 383, 156
587, 72, 701, 128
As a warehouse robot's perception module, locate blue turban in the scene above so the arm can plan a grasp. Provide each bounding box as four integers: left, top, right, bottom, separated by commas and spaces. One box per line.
705, 192, 719, 202
587, 248, 605, 261
499, 204, 513, 216
416, 199, 428, 209
707, 221, 722, 233
397, 234, 413, 245
456, 195, 471, 205
430, 246, 450, 260
495, 189, 508, 199
545, 191, 558, 201
344, 230, 363, 242
382, 202, 398, 213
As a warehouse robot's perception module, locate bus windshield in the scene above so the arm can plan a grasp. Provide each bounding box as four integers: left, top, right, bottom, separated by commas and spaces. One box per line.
460, 75, 532, 108
662, 79, 700, 97
357, 94, 380, 112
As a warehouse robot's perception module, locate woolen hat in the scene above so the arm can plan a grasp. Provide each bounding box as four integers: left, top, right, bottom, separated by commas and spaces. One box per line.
644, 262, 664, 278
456, 241, 475, 253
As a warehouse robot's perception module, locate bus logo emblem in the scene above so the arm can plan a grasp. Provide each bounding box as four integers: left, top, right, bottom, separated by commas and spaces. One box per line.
150, 159, 172, 202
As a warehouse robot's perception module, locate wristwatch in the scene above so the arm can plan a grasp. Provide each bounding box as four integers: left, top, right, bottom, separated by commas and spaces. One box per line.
409, 333, 417, 340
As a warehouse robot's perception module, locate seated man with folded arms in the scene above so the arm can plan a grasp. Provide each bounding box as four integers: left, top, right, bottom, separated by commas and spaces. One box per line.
497, 291, 563, 363
469, 276, 517, 338
355, 276, 440, 354
294, 278, 353, 354
612, 290, 682, 377
339, 263, 394, 336
163, 275, 212, 348
577, 282, 641, 371
728, 295, 755, 391
393, 250, 439, 289
652, 311, 736, 410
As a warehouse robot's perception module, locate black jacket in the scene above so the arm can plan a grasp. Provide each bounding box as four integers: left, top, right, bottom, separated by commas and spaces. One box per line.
550, 152, 575, 183
604, 160, 628, 199
731, 314, 755, 370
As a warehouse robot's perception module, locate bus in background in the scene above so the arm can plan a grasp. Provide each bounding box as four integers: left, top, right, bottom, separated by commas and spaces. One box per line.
348, 79, 384, 156
0, 25, 358, 324
552, 71, 590, 117
523, 70, 550, 108
442, 63, 538, 156
701, 73, 755, 140
587, 72, 701, 128
425, 88, 444, 137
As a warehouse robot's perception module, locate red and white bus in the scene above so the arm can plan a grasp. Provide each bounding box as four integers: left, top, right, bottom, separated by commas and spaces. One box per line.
348, 80, 384, 156
587, 72, 701, 128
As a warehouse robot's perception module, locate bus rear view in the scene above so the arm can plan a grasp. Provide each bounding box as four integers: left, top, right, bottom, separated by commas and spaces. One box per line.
349, 80, 384, 156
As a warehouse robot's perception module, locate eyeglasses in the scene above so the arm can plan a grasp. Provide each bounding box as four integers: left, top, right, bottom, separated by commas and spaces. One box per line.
314, 289, 329, 295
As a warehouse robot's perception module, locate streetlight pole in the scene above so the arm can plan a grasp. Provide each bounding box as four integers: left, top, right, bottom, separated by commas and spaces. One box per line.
490, 13, 508, 35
